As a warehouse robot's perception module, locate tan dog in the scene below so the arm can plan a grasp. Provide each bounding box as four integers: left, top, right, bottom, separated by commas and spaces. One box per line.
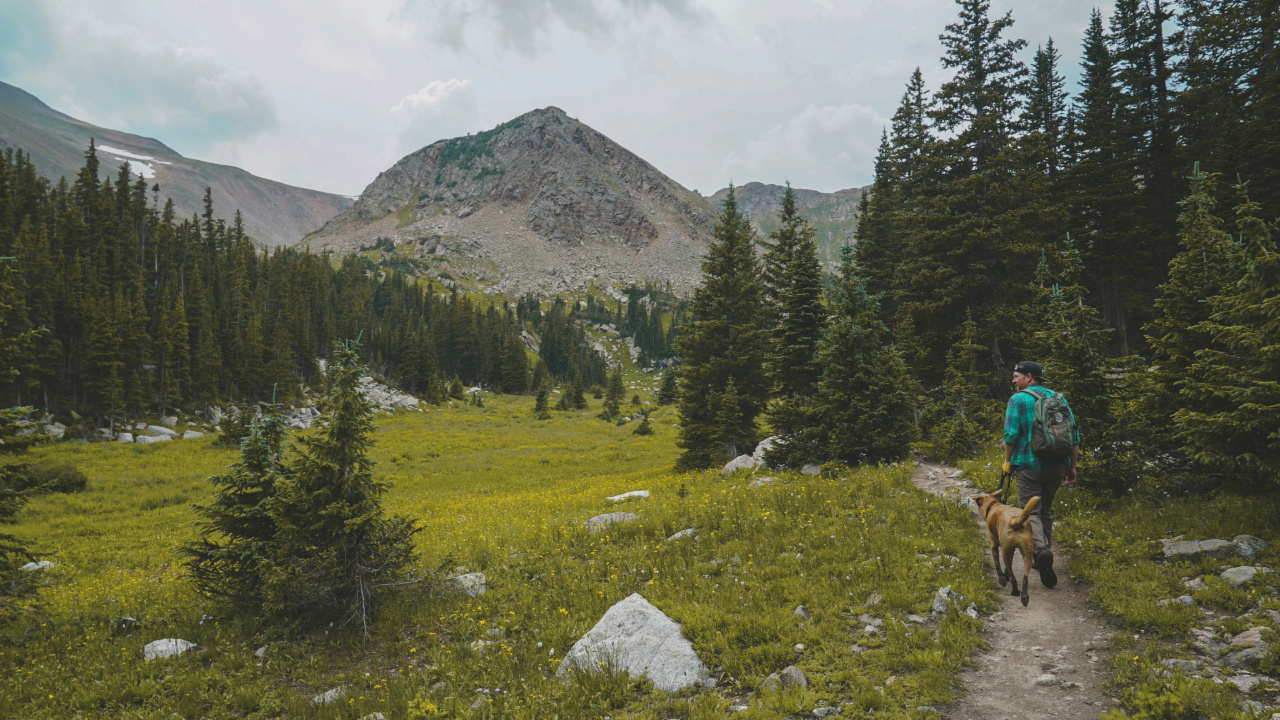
974, 493, 1041, 607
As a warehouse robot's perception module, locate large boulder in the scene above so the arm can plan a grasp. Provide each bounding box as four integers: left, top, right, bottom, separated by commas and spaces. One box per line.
557, 593, 710, 692
146, 425, 179, 438
607, 491, 649, 502
1161, 538, 1248, 561
182, 430, 204, 440
752, 436, 781, 463
116, 432, 134, 443
722, 454, 761, 474
931, 586, 961, 615
450, 573, 487, 597
1221, 566, 1271, 588
143, 638, 195, 661
1235, 535, 1268, 558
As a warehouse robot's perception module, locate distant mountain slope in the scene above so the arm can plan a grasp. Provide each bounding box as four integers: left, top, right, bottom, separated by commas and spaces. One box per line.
304, 107, 717, 295
706, 182, 864, 266
0, 80, 351, 247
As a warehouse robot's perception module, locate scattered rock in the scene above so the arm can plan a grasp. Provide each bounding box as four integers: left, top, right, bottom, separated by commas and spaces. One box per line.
1033, 673, 1058, 687
865, 593, 883, 607
311, 687, 345, 705
43, 423, 65, 439
586, 512, 639, 532
1235, 535, 1268, 557
759, 673, 781, 692
729, 704, 750, 713
116, 616, 141, 632
989, 612, 1006, 622
1159, 595, 1198, 606
1221, 566, 1271, 587
964, 602, 979, 619
136, 434, 171, 445
1241, 700, 1265, 716
1222, 646, 1269, 671
161, 416, 179, 427
470, 640, 492, 654
450, 573, 486, 597
907, 614, 928, 624
361, 714, 387, 720
666, 528, 696, 541
748, 476, 776, 488
752, 436, 780, 463
557, 593, 710, 692
116, 432, 134, 443
858, 614, 883, 628
780, 665, 808, 689
143, 638, 195, 661
931, 586, 961, 615
469, 696, 485, 711
357, 376, 420, 412
255, 646, 267, 658
147, 424, 179, 438
1163, 658, 1199, 672
794, 643, 805, 653
607, 490, 649, 502
182, 430, 204, 440
1224, 674, 1272, 692
429, 681, 447, 693
849, 644, 865, 654
801, 464, 821, 476
794, 605, 812, 620
20, 560, 53, 571
813, 707, 839, 718
722, 454, 762, 474
1232, 627, 1269, 647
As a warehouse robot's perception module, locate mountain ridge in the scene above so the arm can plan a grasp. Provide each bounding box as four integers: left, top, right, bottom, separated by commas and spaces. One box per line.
0, 80, 351, 247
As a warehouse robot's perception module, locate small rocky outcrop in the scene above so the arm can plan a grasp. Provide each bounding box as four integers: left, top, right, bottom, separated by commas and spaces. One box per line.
1220, 566, 1271, 587
358, 376, 420, 412
1159, 536, 1267, 561
135, 435, 171, 445
607, 490, 649, 502
450, 572, 487, 597
586, 512, 638, 532
722, 455, 761, 474
557, 593, 710, 692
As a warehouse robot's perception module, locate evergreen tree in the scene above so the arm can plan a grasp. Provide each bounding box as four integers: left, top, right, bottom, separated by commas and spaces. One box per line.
183, 408, 287, 605
918, 311, 1000, 462
633, 409, 654, 436
1177, 180, 1280, 481
534, 382, 551, 420
601, 365, 625, 420
261, 341, 417, 632
674, 186, 769, 469
657, 370, 677, 405
567, 372, 587, 410
769, 185, 827, 397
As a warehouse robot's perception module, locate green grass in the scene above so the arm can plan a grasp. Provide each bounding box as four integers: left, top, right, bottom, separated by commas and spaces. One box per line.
2, 395, 991, 719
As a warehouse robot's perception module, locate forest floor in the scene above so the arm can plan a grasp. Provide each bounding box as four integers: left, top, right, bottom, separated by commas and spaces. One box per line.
911, 461, 1118, 720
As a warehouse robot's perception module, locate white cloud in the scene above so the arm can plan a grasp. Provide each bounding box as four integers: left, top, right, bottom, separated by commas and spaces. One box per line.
721, 103, 888, 191
390, 79, 479, 154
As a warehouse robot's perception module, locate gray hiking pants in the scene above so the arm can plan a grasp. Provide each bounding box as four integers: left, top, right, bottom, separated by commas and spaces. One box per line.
1016, 466, 1065, 556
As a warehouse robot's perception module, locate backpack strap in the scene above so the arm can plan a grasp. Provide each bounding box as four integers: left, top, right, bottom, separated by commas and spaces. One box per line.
1021, 386, 1048, 400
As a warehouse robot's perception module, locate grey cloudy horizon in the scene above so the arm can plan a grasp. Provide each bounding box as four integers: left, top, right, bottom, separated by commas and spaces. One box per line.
0, 0, 1109, 198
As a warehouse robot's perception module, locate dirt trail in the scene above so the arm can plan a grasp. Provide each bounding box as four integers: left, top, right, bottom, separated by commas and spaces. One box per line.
911, 461, 1117, 720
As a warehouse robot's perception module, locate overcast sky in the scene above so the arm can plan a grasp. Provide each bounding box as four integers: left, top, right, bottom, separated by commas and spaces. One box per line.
0, 0, 1109, 197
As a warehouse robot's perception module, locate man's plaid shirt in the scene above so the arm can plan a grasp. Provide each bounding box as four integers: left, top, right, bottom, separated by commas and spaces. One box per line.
1003, 385, 1080, 470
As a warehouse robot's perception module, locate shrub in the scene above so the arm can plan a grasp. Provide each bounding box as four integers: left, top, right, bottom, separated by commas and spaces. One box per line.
20, 461, 88, 494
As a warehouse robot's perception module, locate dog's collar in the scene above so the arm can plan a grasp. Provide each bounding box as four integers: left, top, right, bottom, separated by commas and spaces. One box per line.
981, 500, 995, 520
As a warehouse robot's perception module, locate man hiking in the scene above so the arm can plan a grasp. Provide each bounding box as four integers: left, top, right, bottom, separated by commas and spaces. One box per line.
1001, 360, 1079, 589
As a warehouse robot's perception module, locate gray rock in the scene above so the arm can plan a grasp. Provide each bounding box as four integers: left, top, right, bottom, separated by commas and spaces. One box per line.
361, 714, 387, 720
729, 704, 750, 713
1232, 627, 1269, 646
143, 638, 195, 661
759, 673, 781, 692
722, 454, 762, 474
182, 430, 204, 440
450, 573, 486, 597
135, 434, 171, 445
20, 560, 53, 571
1033, 673, 1058, 686
1236, 535, 1268, 557
964, 602, 979, 618
1222, 566, 1271, 587
429, 681, 447, 693
907, 614, 928, 624
116, 432, 134, 443
146, 425, 179, 438
43, 423, 65, 438
1225, 674, 1272, 692
1222, 646, 1269, 670
161, 416, 179, 427
801, 464, 821, 476
752, 436, 781, 463
780, 665, 807, 689
469, 696, 486, 711
586, 512, 639, 532
1163, 538, 1245, 561
1241, 700, 1265, 716
794, 605, 812, 620
748, 476, 776, 488
1162, 658, 1199, 672
989, 612, 1006, 622
255, 646, 267, 658
666, 528, 696, 541
1184, 577, 1208, 592
470, 640, 492, 654
607, 490, 649, 502
931, 586, 961, 615
858, 614, 883, 628
557, 593, 710, 692
813, 707, 839, 718
312, 687, 345, 705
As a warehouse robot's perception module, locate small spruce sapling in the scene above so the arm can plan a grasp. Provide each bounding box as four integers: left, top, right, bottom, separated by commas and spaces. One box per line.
534, 383, 551, 420
633, 409, 654, 435
657, 370, 677, 405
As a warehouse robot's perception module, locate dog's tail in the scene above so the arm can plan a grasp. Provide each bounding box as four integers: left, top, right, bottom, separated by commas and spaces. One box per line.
1010, 496, 1040, 531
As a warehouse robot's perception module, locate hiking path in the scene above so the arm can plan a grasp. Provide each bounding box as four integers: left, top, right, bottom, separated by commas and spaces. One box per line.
911, 461, 1118, 720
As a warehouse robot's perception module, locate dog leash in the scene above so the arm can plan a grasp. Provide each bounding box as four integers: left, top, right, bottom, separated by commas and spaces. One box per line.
996, 471, 1011, 503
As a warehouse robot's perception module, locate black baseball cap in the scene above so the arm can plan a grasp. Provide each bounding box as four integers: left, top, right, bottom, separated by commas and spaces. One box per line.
1014, 361, 1046, 381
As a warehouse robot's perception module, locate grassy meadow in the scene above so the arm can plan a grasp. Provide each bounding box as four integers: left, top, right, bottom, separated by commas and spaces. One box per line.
3, 393, 992, 719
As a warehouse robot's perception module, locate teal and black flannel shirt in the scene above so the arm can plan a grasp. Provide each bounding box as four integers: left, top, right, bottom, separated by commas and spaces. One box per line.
1003, 385, 1080, 470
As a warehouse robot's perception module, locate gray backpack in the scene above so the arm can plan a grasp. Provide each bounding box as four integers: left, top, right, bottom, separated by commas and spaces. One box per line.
1022, 387, 1075, 459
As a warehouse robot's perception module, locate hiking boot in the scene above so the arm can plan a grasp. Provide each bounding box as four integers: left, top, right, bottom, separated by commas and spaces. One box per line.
1035, 548, 1057, 588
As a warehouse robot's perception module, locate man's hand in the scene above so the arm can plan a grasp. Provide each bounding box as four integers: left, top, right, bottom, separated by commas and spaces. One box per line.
1001, 461, 1012, 474
1065, 467, 1077, 485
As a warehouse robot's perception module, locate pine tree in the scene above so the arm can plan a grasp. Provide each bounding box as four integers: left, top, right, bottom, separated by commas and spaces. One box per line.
1177, 179, 1280, 481
674, 186, 769, 469
601, 365, 624, 420
770, 185, 827, 397
261, 340, 417, 632
183, 409, 287, 605
633, 409, 654, 436
533, 382, 551, 420
568, 372, 587, 409
657, 370, 677, 405
918, 311, 1000, 462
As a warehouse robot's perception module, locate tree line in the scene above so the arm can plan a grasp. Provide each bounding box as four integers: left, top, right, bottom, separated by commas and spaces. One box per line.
673, 0, 1280, 488
0, 142, 535, 425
